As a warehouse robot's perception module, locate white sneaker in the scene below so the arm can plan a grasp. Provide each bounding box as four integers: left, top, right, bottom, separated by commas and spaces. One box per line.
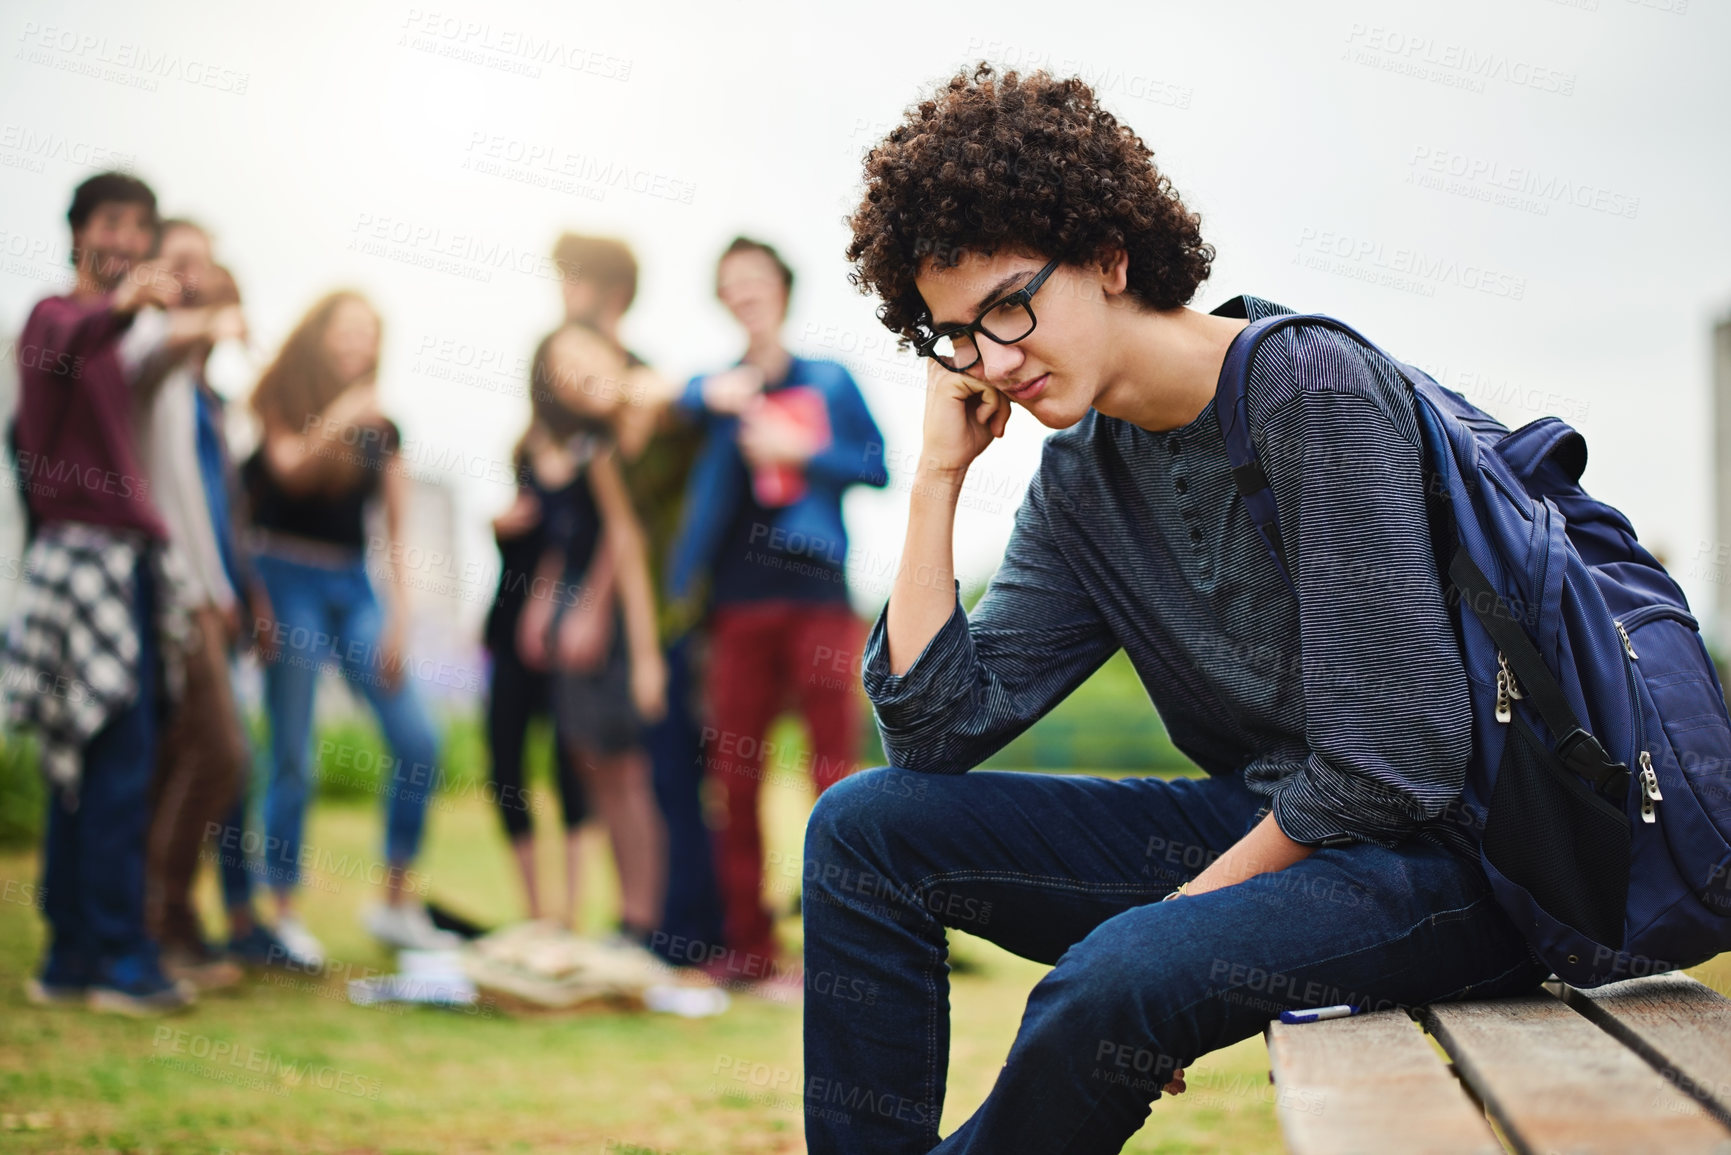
364, 902, 462, 952
274, 915, 326, 967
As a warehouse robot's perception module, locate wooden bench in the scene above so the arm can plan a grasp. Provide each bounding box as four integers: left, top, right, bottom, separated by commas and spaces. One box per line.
1264, 972, 1731, 1154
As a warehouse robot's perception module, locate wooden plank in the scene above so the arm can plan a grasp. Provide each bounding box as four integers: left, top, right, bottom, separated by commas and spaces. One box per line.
1265, 1010, 1501, 1155
1424, 992, 1731, 1155
1561, 973, 1731, 1128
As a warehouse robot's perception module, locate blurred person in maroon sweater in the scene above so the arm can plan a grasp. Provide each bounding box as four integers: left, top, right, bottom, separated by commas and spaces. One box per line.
6, 172, 243, 1016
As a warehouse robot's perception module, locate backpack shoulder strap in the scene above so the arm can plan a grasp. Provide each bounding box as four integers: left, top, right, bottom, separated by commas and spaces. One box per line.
1214, 312, 1394, 599
1215, 316, 1296, 596
1216, 312, 1630, 800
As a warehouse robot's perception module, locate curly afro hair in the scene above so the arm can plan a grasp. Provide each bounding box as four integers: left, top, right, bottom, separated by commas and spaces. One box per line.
846, 63, 1214, 349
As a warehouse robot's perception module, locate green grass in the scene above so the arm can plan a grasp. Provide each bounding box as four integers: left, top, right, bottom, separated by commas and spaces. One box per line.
0, 730, 45, 847
0, 760, 1285, 1154
8, 689, 1723, 1152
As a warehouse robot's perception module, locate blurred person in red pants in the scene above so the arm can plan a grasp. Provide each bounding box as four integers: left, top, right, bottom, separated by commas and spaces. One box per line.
666, 237, 887, 992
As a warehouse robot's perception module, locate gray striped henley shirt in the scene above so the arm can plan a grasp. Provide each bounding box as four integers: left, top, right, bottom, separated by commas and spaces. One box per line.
861, 294, 1489, 860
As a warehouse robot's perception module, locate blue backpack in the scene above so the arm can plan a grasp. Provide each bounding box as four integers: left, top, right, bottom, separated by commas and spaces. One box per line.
1215, 312, 1731, 988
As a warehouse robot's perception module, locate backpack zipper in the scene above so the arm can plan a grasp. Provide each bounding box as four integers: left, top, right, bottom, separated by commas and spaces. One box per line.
1495, 651, 1524, 724
1637, 750, 1662, 824
1613, 605, 1692, 824
1498, 630, 1652, 819
1614, 621, 1654, 822
1617, 603, 1698, 632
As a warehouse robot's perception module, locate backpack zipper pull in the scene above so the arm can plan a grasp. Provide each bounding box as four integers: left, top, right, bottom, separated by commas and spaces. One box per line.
1638, 750, 1661, 823
1495, 651, 1522, 724
1615, 620, 1638, 660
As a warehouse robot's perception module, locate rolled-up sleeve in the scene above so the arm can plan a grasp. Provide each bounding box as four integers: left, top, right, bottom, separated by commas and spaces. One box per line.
860, 467, 1119, 774
1255, 338, 1474, 849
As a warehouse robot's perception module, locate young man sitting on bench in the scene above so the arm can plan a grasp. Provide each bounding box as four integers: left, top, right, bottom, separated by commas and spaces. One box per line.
801, 63, 1551, 1155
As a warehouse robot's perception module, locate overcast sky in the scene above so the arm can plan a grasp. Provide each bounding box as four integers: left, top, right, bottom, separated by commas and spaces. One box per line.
2, 0, 1728, 639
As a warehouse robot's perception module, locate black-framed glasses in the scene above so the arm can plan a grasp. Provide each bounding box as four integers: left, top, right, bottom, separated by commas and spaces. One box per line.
914, 257, 1061, 372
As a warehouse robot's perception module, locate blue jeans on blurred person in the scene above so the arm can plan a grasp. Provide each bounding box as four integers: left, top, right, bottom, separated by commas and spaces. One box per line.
216, 655, 261, 913
254, 552, 441, 894
647, 632, 724, 963
801, 766, 1552, 1154
39, 557, 161, 988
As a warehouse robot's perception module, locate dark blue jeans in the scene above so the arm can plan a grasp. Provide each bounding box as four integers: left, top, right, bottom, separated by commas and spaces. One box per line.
802, 767, 1550, 1154
647, 632, 724, 962
39, 555, 159, 984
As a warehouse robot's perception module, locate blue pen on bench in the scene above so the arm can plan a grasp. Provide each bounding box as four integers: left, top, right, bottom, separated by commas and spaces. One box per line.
1278, 1004, 1360, 1025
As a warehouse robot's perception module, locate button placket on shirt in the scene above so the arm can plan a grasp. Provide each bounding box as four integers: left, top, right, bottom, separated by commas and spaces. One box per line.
1167, 434, 1205, 553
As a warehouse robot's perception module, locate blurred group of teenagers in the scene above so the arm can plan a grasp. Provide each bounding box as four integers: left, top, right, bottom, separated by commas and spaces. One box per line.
3, 169, 889, 1015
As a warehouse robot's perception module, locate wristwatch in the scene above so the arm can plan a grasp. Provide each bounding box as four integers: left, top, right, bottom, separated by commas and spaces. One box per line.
1162, 882, 1188, 902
